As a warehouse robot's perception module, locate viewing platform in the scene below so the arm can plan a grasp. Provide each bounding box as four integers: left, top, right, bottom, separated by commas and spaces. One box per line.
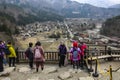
0, 45, 120, 80
0, 61, 120, 80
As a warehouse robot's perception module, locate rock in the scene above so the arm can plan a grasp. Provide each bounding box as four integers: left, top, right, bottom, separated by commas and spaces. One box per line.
48, 79, 55, 80
68, 69, 81, 74
42, 67, 57, 74
0, 72, 10, 77
27, 77, 39, 80
76, 69, 82, 73
78, 77, 94, 80
5, 67, 16, 73
68, 69, 76, 73
18, 67, 31, 73
118, 70, 120, 72
1, 77, 11, 80
58, 72, 72, 80
0, 67, 16, 77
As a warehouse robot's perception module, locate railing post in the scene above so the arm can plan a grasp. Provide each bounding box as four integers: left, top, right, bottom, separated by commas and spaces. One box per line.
110, 65, 112, 80
92, 51, 99, 77
105, 45, 107, 55
88, 55, 93, 72
92, 59, 99, 77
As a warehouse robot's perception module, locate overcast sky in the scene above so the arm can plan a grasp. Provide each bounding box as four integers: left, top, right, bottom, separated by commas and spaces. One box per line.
72, 0, 120, 7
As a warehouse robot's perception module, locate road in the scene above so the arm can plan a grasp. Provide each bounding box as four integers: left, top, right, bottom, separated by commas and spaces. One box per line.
64, 21, 74, 38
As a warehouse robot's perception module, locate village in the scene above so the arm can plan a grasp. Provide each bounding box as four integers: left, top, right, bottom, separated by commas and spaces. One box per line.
14, 18, 120, 51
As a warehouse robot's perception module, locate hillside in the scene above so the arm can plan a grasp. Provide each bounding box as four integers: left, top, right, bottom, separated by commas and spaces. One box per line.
100, 15, 120, 38
8, 0, 120, 19
1, 0, 120, 19
0, 3, 64, 25
0, 3, 64, 41
109, 4, 120, 9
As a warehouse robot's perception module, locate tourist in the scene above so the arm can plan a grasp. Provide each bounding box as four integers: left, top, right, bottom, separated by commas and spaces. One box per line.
15, 47, 19, 64
70, 41, 81, 69
0, 40, 5, 72
26, 42, 34, 69
34, 41, 45, 72
58, 41, 67, 67
79, 42, 87, 69
107, 47, 112, 61
7, 41, 17, 67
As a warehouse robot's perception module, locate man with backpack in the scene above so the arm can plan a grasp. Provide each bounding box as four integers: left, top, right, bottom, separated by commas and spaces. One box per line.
58, 41, 67, 67
25, 42, 34, 69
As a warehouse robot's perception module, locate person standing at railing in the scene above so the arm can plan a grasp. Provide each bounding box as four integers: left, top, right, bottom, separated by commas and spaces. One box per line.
70, 41, 81, 69
25, 42, 34, 69
79, 42, 87, 69
7, 41, 17, 67
34, 41, 45, 72
107, 47, 112, 61
0, 40, 6, 72
15, 47, 19, 64
58, 41, 67, 67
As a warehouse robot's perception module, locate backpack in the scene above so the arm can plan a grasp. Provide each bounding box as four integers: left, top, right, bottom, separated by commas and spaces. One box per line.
4, 46, 11, 55
72, 48, 79, 61
34, 48, 41, 58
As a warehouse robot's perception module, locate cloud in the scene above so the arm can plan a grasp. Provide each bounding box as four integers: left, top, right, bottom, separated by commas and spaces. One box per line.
72, 0, 120, 7
109, 0, 120, 4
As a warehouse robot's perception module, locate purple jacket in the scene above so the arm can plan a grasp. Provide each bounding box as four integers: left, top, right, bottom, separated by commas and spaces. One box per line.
58, 45, 67, 55
0, 44, 5, 56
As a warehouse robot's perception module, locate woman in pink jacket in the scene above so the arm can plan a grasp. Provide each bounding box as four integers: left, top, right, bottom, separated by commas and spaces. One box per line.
34, 41, 45, 72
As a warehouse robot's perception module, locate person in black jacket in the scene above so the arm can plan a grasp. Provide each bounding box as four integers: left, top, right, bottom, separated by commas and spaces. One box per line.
58, 42, 67, 67
27, 42, 34, 69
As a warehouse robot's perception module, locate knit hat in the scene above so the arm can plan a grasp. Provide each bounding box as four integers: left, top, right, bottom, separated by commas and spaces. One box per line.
73, 41, 78, 47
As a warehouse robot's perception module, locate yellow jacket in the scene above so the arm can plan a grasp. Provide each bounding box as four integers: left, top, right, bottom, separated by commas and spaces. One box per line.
7, 44, 16, 57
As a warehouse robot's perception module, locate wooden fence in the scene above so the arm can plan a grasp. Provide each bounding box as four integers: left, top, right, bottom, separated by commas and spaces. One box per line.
17, 49, 120, 63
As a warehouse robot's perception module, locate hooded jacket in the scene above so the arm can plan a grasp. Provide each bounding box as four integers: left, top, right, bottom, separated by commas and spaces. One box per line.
7, 44, 16, 57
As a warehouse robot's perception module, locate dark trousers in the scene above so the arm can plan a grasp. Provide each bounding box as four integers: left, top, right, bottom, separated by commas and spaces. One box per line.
0, 56, 4, 72
35, 61, 44, 72
73, 60, 79, 69
29, 58, 33, 68
16, 56, 19, 64
80, 55, 84, 68
9, 57, 15, 67
59, 55, 65, 67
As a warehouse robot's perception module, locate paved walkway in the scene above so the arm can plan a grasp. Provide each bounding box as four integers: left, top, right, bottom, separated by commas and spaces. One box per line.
0, 61, 120, 80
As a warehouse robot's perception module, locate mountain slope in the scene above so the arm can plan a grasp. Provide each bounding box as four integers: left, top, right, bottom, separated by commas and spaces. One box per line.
0, 3, 64, 25
109, 4, 120, 9
0, 3, 64, 41
21, 0, 120, 19
100, 15, 120, 38
1, 0, 120, 19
